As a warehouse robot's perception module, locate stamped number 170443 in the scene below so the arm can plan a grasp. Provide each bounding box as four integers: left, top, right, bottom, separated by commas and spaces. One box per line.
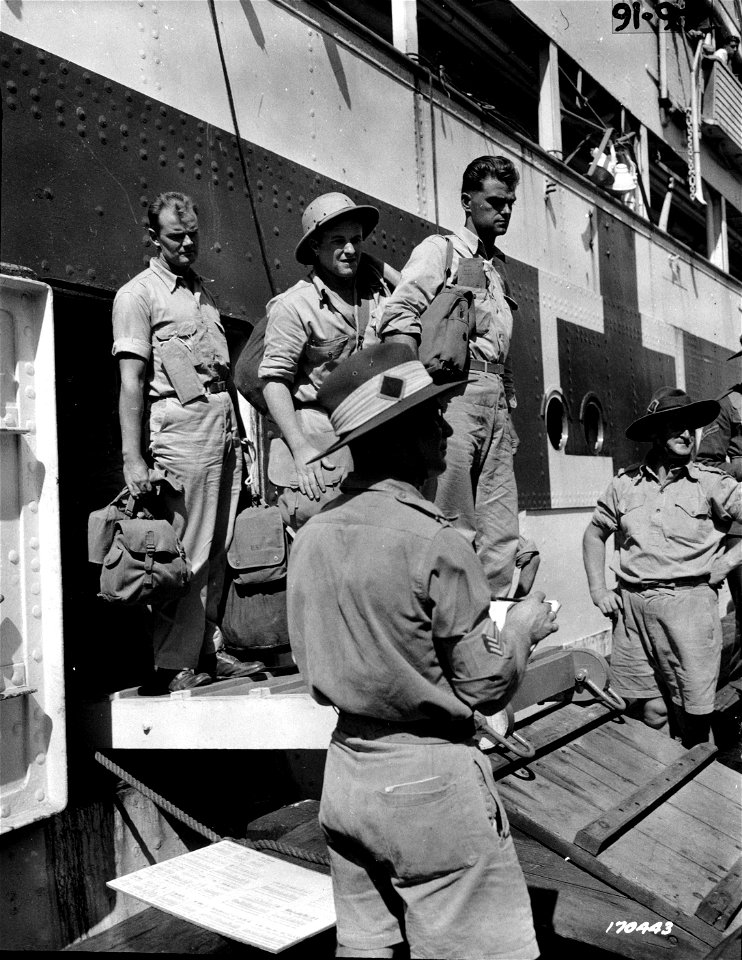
606, 921, 674, 935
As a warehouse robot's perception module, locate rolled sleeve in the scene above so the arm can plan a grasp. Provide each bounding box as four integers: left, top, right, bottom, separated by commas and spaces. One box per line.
516, 535, 539, 567
592, 479, 620, 534
427, 528, 520, 710
259, 298, 307, 383
111, 289, 152, 360
378, 236, 449, 340
708, 474, 742, 525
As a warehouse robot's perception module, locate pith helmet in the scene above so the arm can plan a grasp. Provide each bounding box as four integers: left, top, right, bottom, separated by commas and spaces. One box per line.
295, 192, 379, 265
625, 387, 720, 442
309, 343, 465, 460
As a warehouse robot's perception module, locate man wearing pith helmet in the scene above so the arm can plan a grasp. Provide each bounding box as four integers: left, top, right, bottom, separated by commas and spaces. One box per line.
258, 191, 398, 530
583, 387, 742, 749
288, 342, 558, 959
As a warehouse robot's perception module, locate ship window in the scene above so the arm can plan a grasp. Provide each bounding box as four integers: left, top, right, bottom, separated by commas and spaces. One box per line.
312, 0, 541, 141
580, 394, 605, 454
416, 1, 540, 142
647, 132, 707, 258
321, 0, 394, 44
558, 51, 644, 211
543, 390, 568, 451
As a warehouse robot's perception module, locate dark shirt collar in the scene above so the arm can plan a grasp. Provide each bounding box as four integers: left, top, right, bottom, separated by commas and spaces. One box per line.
639, 452, 696, 483
340, 474, 449, 517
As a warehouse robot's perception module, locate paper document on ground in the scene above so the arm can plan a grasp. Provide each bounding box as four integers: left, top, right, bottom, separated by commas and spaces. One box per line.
107, 839, 335, 953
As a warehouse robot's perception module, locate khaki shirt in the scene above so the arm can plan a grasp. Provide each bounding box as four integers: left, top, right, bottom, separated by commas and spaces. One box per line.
592, 456, 742, 585
378, 226, 516, 366
259, 263, 390, 405
697, 387, 742, 478
112, 258, 230, 400
288, 476, 526, 723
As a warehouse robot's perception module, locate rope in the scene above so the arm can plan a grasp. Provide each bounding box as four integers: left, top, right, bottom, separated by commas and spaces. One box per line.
207, 0, 277, 297
94, 750, 330, 868
95, 750, 222, 842
253, 838, 331, 868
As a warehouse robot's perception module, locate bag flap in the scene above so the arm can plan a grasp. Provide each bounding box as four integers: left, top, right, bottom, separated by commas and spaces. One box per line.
420, 288, 473, 325
228, 507, 286, 571
267, 407, 353, 487
112, 518, 181, 555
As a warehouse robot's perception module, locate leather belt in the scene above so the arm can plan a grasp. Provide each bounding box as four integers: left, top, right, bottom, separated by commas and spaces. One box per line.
206, 380, 228, 394
619, 576, 710, 592
469, 359, 505, 376
336, 711, 475, 743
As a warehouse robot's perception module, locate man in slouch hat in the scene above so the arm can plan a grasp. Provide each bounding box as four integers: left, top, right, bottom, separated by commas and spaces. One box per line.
288, 342, 558, 959
583, 387, 742, 747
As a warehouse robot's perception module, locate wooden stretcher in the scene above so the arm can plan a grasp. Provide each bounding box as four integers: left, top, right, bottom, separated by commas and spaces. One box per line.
482, 648, 742, 959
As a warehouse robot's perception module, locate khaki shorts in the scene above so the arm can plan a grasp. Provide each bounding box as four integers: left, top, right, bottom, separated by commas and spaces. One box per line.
320, 729, 539, 960
611, 583, 722, 715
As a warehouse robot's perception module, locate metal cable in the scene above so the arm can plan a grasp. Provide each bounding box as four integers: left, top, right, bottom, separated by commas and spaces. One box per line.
207, 0, 277, 296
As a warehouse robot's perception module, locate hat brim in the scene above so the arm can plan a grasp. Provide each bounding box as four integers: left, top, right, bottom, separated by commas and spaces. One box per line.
308, 378, 470, 462
295, 205, 380, 264
625, 399, 720, 441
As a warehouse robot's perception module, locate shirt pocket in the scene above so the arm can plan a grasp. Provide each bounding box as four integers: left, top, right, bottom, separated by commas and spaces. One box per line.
667, 492, 711, 543
154, 319, 199, 350
472, 289, 492, 337
617, 491, 647, 544
304, 337, 350, 371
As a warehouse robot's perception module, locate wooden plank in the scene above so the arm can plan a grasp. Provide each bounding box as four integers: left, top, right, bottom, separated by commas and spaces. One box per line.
695, 857, 742, 931
563, 729, 742, 844
560, 744, 742, 860
63, 905, 337, 955
592, 719, 742, 804
499, 732, 741, 918
490, 701, 613, 777
573, 744, 717, 855
703, 926, 742, 959
505, 807, 723, 948
516, 752, 736, 896
502, 768, 722, 921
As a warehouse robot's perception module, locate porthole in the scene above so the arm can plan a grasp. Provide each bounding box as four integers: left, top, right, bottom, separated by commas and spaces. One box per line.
542, 389, 568, 450
580, 393, 605, 455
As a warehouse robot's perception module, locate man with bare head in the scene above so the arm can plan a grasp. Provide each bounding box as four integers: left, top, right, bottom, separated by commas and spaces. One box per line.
113, 191, 263, 692
379, 156, 522, 599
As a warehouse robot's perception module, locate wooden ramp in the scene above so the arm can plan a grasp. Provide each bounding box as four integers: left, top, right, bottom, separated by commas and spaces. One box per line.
491, 703, 742, 954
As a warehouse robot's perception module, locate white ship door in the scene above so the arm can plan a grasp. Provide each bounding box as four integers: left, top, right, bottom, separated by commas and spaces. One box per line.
0, 273, 66, 833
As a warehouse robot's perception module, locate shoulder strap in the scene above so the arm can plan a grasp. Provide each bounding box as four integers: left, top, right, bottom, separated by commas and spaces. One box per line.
357, 295, 371, 339
444, 236, 455, 281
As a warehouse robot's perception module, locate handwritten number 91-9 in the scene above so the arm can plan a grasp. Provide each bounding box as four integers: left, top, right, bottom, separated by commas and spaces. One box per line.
612, 2, 681, 32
